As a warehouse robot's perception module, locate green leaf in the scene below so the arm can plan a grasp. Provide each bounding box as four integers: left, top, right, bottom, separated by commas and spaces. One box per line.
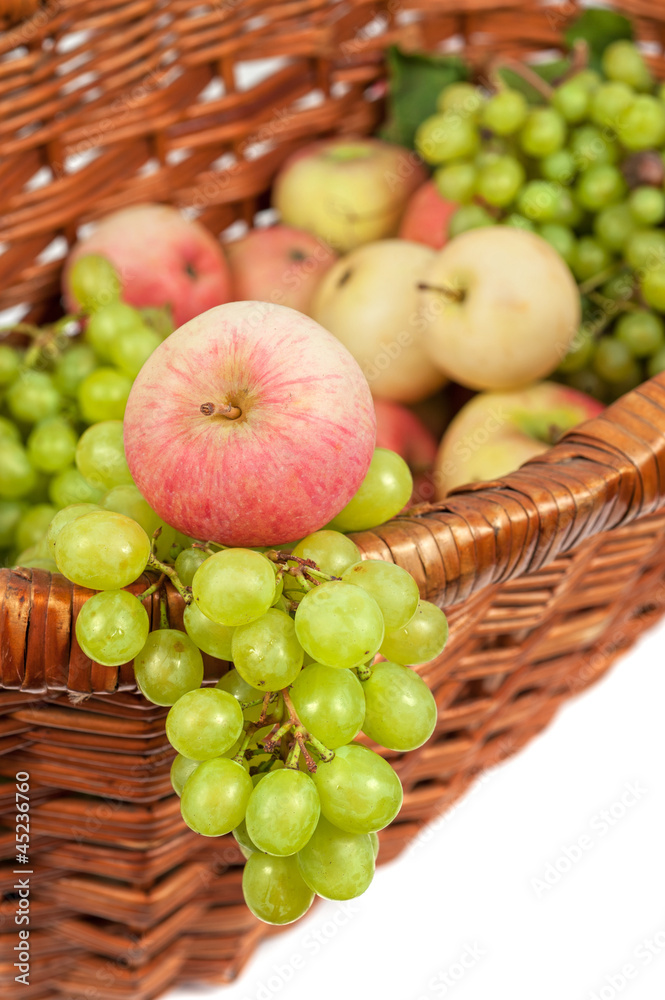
380, 47, 468, 150
497, 58, 569, 105
564, 8, 633, 70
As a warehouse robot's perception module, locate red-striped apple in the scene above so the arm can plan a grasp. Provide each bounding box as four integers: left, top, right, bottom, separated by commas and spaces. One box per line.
398, 180, 457, 249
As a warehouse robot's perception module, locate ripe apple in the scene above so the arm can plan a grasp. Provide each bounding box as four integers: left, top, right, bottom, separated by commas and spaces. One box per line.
398, 180, 457, 249
272, 137, 427, 253
311, 239, 447, 404
417, 228, 581, 391
123, 301, 376, 547
64, 204, 232, 328
225, 225, 337, 316
434, 381, 604, 496
374, 399, 437, 474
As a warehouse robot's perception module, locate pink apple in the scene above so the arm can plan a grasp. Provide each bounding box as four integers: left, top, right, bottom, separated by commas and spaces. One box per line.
398, 180, 458, 249
226, 226, 337, 316
374, 399, 437, 474
123, 301, 376, 547
64, 204, 233, 328
272, 137, 427, 252
434, 381, 604, 497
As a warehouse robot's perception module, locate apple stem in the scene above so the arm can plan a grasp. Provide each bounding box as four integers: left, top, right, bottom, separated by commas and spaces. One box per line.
200, 402, 242, 420
417, 282, 466, 304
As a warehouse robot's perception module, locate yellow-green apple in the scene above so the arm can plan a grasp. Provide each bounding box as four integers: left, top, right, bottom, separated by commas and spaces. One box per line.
123, 301, 376, 546
398, 180, 457, 249
374, 399, 437, 474
417, 228, 581, 391
64, 204, 232, 328
272, 137, 427, 253
225, 225, 337, 316
434, 381, 604, 496
311, 239, 447, 403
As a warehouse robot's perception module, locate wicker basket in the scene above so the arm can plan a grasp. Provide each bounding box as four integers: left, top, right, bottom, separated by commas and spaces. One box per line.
3, 1, 665, 997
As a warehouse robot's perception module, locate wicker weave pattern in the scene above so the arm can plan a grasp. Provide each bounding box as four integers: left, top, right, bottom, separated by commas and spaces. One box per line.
3, 1, 665, 997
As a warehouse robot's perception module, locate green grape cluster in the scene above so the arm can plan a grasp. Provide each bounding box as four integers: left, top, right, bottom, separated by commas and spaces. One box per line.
416, 40, 665, 403
0, 254, 172, 571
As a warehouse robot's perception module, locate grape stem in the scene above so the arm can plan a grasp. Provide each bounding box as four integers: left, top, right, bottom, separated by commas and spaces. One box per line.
191, 541, 218, 555
270, 689, 335, 772
265, 550, 341, 588
355, 662, 373, 682
146, 553, 192, 604
578, 263, 624, 296
489, 57, 554, 100
159, 593, 169, 630
558, 39, 589, 84
136, 574, 165, 601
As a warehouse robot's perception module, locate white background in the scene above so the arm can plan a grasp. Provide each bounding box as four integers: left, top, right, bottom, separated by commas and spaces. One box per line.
169, 617, 665, 1000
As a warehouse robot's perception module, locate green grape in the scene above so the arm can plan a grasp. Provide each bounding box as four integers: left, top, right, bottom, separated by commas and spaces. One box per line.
362, 660, 437, 752
480, 89, 528, 135
640, 266, 665, 312
602, 40, 653, 92
538, 223, 576, 264
232, 608, 304, 690
590, 81, 634, 128
619, 96, 665, 150
54, 509, 151, 589
192, 548, 276, 627
110, 324, 162, 378
242, 853, 315, 926
557, 328, 595, 374
0, 442, 36, 499
166, 688, 244, 759
15, 504, 55, 552
297, 815, 374, 901
647, 347, 665, 377
48, 467, 105, 508
625, 229, 665, 270
183, 601, 235, 660
540, 149, 576, 184
629, 187, 665, 226
215, 669, 277, 726
78, 367, 132, 423
329, 448, 412, 533
517, 181, 563, 223
447, 204, 495, 237
615, 310, 664, 358
246, 769, 320, 856
26, 417, 77, 475
134, 629, 204, 706
234, 813, 260, 855
68, 254, 121, 312
313, 743, 403, 834
7, 371, 61, 425
85, 301, 144, 361
503, 213, 536, 232
576, 164, 626, 212
290, 663, 365, 749
170, 754, 200, 797
295, 581, 384, 669
476, 155, 525, 208
434, 162, 477, 204
369, 830, 380, 860
0, 345, 20, 387
75, 421, 133, 490
175, 547, 208, 587
601, 271, 635, 302
570, 237, 612, 282
102, 483, 175, 560
593, 203, 636, 252
518, 107, 566, 157
574, 69, 602, 91
292, 530, 361, 578
593, 337, 640, 384
180, 757, 253, 837
570, 124, 618, 170
380, 599, 449, 665
341, 559, 419, 631
436, 81, 483, 119
0, 417, 21, 444
46, 503, 101, 556
141, 306, 174, 340
414, 113, 479, 165
0, 500, 25, 548
75, 589, 150, 666
53, 344, 98, 397
552, 79, 591, 123
17, 556, 58, 572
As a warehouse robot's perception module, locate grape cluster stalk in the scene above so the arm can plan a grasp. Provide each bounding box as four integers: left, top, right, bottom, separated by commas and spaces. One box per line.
416, 40, 665, 403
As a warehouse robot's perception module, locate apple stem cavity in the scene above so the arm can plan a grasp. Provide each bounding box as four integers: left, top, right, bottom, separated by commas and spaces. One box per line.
200, 401, 242, 420
417, 281, 467, 304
